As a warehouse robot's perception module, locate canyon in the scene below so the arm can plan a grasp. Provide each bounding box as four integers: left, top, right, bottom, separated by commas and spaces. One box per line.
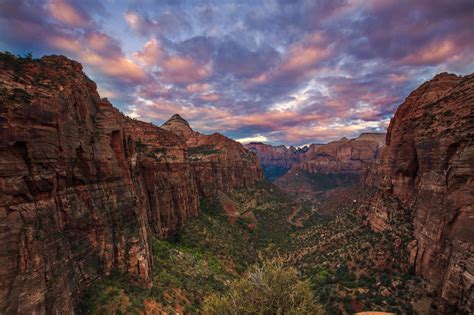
246, 133, 385, 197
360, 73, 474, 312
0, 52, 472, 314
0, 53, 261, 314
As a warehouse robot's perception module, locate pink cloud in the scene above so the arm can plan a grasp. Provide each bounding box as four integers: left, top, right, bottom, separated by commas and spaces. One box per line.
47, 34, 82, 52
83, 53, 147, 83
85, 32, 121, 57
249, 32, 332, 85
133, 38, 164, 66
198, 93, 220, 102
47, 34, 147, 84
185, 83, 212, 94
401, 39, 463, 66
280, 34, 331, 73
48, 0, 90, 27
161, 56, 212, 84
123, 11, 147, 33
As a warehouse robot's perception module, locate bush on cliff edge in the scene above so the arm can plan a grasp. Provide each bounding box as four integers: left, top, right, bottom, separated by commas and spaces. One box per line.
202, 258, 323, 315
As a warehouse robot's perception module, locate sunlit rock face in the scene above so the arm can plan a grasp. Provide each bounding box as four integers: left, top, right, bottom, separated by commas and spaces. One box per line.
246, 133, 385, 187
0, 53, 261, 314
361, 73, 474, 312
255, 134, 385, 198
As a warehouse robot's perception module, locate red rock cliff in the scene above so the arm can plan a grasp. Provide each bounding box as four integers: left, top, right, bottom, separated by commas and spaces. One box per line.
272, 133, 385, 197
244, 142, 308, 169
361, 73, 474, 312
293, 133, 385, 174
0, 53, 260, 313
161, 114, 263, 196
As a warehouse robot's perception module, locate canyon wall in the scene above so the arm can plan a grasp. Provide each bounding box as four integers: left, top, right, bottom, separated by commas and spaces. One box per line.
272, 133, 385, 197
292, 133, 385, 174
360, 73, 474, 312
0, 53, 261, 314
244, 142, 310, 180
162, 114, 263, 197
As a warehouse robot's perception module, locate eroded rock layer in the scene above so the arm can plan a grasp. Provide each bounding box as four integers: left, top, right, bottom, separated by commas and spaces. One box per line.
244, 142, 310, 180
0, 53, 261, 314
360, 73, 474, 312
161, 114, 263, 197
273, 133, 385, 197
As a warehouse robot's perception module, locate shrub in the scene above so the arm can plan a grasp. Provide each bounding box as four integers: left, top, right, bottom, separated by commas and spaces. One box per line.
202, 258, 323, 315
135, 140, 147, 153
188, 145, 221, 155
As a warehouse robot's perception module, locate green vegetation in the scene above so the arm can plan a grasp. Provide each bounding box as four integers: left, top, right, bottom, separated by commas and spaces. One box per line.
203, 258, 323, 315
77, 237, 233, 314
188, 145, 222, 155
77, 183, 430, 314
135, 140, 147, 153
302, 171, 361, 191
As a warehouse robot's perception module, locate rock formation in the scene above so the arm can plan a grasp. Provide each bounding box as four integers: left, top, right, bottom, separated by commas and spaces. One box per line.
161, 114, 263, 197
244, 142, 310, 180
0, 53, 261, 314
272, 133, 385, 197
293, 133, 385, 174
360, 73, 474, 312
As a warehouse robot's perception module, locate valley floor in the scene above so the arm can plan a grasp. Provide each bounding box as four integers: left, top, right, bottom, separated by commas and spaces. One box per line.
77, 182, 438, 314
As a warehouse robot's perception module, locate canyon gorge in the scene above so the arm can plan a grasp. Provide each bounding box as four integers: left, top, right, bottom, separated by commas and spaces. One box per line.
0, 53, 472, 314
0, 53, 262, 314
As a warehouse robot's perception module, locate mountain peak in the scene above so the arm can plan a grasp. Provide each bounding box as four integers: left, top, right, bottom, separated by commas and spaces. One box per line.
161, 113, 194, 139
169, 113, 187, 121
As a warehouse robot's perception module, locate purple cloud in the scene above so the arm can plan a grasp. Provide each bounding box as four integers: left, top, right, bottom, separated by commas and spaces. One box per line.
0, 0, 473, 145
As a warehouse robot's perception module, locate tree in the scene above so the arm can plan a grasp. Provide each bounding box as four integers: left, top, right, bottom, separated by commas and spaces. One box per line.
202, 258, 323, 315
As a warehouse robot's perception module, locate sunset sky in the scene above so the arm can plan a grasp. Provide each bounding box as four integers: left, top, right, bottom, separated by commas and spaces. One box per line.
1, 0, 473, 145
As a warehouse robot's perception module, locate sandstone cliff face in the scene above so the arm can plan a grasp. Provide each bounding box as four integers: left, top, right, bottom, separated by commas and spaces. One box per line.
361, 73, 474, 312
273, 133, 385, 197
244, 142, 308, 169
0, 54, 155, 314
0, 53, 260, 314
294, 133, 385, 174
244, 142, 309, 180
161, 114, 263, 197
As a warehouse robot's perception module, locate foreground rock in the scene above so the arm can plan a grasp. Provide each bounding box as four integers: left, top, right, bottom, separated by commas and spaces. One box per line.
0, 53, 261, 314
359, 73, 474, 312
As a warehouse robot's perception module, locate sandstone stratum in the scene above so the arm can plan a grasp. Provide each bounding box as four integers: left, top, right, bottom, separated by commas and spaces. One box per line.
0, 53, 262, 314
359, 73, 474, 312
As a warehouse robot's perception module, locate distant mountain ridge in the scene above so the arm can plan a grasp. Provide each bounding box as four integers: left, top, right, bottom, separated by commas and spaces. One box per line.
245, 133, 385, 190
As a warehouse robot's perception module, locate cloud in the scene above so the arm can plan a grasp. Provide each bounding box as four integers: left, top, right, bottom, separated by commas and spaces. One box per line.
198, 93, 220, 102
160, 55, 212, 84
48, 0, 91, 27
236, 134, 268, 144
133, 38, 164, 66
185, 83, 211, 94
124, 9, 190, 38
401, 39, 463, 66
1, 0, 473, 145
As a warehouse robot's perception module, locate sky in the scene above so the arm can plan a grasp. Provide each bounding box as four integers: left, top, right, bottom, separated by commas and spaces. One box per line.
1, 0, 473, 145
